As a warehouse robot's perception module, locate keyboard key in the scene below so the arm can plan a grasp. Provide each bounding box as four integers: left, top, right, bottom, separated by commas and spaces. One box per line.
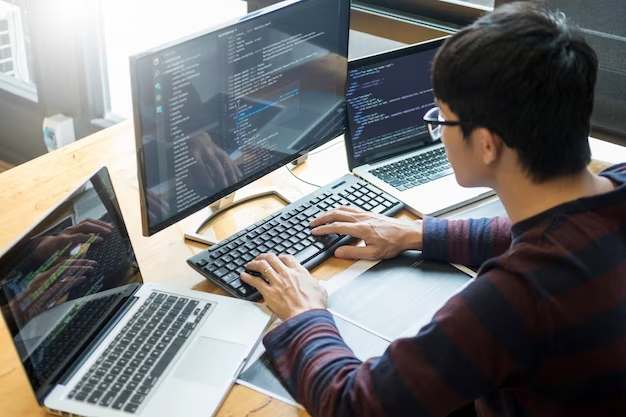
99, 391, 117, 407
151, 337, 185, 378
131, 394, 146, 405
124, 402, 139, 413
87, 390, 104, 404
222, 272, 239, 284
75, 391, 88, 401
428, 167, 454, 181
189, 176, 404, 300
138, 385, 151, 396
294, 246, 320, 264
213, 267, 227, 278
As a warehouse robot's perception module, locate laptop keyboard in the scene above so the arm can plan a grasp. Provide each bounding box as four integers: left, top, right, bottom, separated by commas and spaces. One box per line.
25, 294, 122, 385
188, 174, 404, 300
68, 292, 210, 413
369, 147, 453, 191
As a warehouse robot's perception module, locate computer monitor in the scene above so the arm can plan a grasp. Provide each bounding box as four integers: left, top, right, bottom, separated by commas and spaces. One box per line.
130, 0, 350, 237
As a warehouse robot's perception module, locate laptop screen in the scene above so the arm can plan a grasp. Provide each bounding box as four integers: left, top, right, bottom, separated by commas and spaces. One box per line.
345, 39, 444, 170
0, 167, 142, 401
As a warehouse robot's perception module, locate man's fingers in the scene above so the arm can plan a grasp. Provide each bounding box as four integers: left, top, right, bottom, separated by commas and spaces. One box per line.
240, 272, 270, 296
309, 207, 361, 227
337, 205, 364, 213
246, 259, 278, 283
278, 254, 299, 268
311, 222, 361, 237
256, 253, 289, 275
334, 244, 379, 260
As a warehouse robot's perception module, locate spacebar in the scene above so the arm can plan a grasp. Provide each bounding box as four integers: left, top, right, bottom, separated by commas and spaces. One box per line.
151, 337, 185, 378
293, 235, 343, 264
293, 246, 321, 264
428, 168, 454, 181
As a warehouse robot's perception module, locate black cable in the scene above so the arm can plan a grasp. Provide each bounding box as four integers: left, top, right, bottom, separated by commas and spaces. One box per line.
285, 165, 321, 188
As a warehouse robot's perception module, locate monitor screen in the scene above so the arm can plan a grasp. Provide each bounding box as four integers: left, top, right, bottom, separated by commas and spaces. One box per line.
345, 41, 443, 170
131, 0, 350, 236
0, 167, 142, 401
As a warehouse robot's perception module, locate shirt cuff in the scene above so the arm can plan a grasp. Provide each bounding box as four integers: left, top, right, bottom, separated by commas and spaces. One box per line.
422, 216, 449, 261
263, 309, 337, 352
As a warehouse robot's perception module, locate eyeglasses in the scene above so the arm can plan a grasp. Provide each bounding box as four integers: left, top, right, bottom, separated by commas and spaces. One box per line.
423, 107, 473, 141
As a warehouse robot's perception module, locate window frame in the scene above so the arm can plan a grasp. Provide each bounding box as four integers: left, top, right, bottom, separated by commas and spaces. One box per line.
354, 0, 492, 28
0, 0, 37, 101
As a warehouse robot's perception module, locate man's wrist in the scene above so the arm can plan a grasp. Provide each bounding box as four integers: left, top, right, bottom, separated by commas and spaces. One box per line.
283, 306, 327, 322
401, 219, 424, 251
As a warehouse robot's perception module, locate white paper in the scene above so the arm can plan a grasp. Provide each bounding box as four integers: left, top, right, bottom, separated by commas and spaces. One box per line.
236, 313, 390, 405
327, 251, 471, 341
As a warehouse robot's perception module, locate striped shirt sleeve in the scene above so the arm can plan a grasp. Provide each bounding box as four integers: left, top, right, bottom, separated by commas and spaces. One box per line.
422, 216, 512, 267
263, 270, 539, 417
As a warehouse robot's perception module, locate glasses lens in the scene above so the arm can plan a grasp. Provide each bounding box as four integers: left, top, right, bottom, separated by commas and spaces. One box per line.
428, 123, 441, 140
424, 107, 441, 140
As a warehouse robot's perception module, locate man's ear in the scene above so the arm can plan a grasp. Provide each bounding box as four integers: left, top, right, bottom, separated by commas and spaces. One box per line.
474, 127, 503, 166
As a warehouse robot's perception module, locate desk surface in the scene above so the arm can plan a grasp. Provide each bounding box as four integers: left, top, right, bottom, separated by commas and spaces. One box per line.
0, 121, 625, 417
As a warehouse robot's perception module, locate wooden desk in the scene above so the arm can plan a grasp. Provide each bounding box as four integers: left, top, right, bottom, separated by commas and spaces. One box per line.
1, 122, 625, 417
0, 120, 405, 417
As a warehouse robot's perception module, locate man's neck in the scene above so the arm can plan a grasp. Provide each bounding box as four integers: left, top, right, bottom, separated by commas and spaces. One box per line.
494, 169, 615, 224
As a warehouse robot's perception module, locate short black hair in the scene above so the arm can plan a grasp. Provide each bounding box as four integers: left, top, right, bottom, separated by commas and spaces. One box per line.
432, 1, 597, 183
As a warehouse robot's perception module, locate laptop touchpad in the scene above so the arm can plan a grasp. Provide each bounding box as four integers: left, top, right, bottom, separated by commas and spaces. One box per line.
173, 337, 247, 387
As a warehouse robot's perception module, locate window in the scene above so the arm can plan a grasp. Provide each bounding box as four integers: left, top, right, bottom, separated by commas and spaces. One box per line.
359, 0, 494, 27
101, 0, 248, 120
0, 0, 36, 101
453, 0, 494, 9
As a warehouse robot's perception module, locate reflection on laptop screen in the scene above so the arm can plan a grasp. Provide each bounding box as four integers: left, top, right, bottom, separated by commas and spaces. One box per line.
346, 45, 439, 165
0, 167, 142, 397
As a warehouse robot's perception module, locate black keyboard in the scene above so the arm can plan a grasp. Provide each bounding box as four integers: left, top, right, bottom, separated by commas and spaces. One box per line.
188, 174, 404, 300
369, 147, 453, 191
68, 292, 210, 414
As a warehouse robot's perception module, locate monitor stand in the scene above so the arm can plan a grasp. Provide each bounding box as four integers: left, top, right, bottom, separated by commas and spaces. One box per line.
184, 190, 292, 246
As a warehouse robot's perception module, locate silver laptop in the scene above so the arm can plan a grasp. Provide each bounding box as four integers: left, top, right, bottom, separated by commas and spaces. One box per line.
345, 38, 494, 217
0, 166, 271, 417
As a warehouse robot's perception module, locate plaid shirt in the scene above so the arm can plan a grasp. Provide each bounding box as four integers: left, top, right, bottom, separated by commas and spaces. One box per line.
264, 163, 626, 417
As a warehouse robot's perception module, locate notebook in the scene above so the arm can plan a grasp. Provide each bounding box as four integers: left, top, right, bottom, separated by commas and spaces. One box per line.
345, 37, 494, 217
0, 166, 271, 417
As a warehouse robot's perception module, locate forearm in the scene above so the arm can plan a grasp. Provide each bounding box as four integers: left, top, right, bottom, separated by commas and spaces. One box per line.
421, 216, 512, 266
263, 310, 458, 417
263, 310, 369, 417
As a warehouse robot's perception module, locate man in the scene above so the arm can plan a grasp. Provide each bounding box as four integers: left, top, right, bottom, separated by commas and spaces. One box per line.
240, 2, 626, 416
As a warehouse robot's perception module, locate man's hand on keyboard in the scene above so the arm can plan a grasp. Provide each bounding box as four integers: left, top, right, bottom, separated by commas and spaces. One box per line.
241, 253, 328, 321
309, 206, 423, 260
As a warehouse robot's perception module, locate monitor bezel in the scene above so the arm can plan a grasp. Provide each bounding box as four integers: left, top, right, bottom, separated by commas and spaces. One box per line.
130, 0, 351, 236
344, 36, 449, 171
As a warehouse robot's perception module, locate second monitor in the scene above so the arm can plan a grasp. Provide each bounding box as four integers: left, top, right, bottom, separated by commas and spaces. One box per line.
130, 0, 351, 237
